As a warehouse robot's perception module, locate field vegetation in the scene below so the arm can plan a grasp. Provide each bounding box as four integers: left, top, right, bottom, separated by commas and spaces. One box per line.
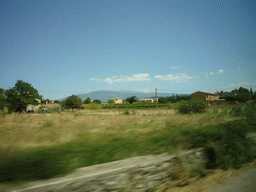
0, 102, 255, 187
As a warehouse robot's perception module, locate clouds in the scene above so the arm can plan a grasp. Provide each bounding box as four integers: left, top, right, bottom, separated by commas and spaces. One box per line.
90, 72, 197, 84
205, 72, 214, 77
217, 69, 224, 74
90, 68, 228, 85
89, 78, 101, 81
154, 73, 193, 81
205, 69, 224, 77
90, 73, 150, 84
134, 88, 155, 93
220, 82, 251, 89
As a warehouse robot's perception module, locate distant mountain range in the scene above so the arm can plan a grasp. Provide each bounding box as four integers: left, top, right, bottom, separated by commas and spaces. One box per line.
58, 90, 189, 103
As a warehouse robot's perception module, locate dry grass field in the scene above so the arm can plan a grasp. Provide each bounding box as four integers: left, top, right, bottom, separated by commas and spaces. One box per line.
0, 108, 237, 150
0, 105, 255, 188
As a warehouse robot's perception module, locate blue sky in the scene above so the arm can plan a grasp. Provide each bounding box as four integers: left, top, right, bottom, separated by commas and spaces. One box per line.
1, 0, 255, 100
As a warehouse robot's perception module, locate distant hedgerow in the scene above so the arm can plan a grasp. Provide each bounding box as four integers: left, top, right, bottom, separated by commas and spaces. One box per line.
176, 99, 208, 114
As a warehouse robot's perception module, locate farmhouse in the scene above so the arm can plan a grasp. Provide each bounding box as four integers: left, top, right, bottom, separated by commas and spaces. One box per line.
190, 91, 220, 106
26, 98, 42, 112
138, 98, 154, 103
113, 98, 123, 104
42, 103, 61, 108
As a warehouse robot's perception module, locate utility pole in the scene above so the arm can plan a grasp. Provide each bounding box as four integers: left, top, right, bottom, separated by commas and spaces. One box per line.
155, 88, 158, 108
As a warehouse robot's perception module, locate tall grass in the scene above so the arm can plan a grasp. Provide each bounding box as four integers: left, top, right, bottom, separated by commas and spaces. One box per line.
166, 119, 256, 169
0, 105, 255, 184
82, 103, 103, 110
102, 103, 168, 109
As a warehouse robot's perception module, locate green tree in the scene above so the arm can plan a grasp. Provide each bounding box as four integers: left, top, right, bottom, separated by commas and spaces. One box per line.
126, 96, 137, 104
231, 89, 238, 95
84, 97, 92, 104
5, 80, 42, 112
65, 95, 82, 111
60, 100, 68, 109
158, 97, 169, 104
108, 99, 114, 104
93, 99, 101, 104
236, 87, 252, 102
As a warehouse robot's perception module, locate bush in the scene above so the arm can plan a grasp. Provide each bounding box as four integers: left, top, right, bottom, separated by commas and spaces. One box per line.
166, 120, 256, 169
93, 99, 101, 104
176, 99, 208, 114
158, 97, 169, 104
243, 104, 256, 124
0, 107, 9, 117
123, 110, 130, 115
84, 97, 92, 104
229, 106, 244, 117
46, 107, 61, 113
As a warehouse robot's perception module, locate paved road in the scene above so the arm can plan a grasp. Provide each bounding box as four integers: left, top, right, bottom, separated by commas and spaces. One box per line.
207, 168, 256, 192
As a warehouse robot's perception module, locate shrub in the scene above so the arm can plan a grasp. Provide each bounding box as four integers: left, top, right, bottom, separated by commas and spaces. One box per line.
166, 120, 256, 169
229, 106, 244, 117
176, 99, 208, 114
217, 108, 229, 117
212, 109, 219, 115
93, 99, 101, 104
123, 110, 130, 115
243, 104, 256, 124
0, 107, 9, 117
84, 97, 92, 104
158, 97, 169, 104
47, 107, 61, 113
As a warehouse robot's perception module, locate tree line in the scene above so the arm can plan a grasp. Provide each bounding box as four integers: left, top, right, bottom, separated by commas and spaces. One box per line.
217, 87, 255, 102
1, 80, 255, 113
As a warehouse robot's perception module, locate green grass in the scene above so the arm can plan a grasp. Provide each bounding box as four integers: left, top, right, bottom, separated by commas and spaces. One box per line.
1, 118, 255, 183
0, 104, 255, 184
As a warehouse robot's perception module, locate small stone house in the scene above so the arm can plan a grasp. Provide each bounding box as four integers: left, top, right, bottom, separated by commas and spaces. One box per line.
138, 98, 154, 103
26, 99, 42, 112
190, 91, 220, 106
113, 98, 123, 104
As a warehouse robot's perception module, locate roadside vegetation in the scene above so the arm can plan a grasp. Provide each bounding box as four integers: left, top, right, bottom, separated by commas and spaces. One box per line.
0, 101, 255, 185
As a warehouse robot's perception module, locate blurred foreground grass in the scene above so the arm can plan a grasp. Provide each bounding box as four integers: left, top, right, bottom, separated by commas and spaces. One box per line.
0, 105, 255, 183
